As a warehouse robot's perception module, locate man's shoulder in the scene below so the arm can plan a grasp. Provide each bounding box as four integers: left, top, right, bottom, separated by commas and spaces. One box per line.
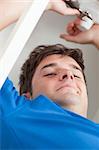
1, 77, 13, 91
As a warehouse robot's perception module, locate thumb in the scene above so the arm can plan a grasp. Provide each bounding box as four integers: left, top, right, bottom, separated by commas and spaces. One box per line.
60, 34, 81, 43
60, 33, 91, 44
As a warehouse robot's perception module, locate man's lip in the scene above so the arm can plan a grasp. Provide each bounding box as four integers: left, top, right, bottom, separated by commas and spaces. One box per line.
56, 84, 75, 91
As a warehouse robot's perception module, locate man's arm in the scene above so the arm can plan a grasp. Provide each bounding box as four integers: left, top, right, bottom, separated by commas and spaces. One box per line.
0, 0, 79, 31
0, 0, 32, 30
60, 19, 99, 50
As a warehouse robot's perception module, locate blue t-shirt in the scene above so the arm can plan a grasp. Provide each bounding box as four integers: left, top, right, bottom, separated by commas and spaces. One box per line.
0, 78, 99, 149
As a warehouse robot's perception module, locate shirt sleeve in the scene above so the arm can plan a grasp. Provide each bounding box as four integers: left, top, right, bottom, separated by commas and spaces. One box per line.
0, 78, 26, 117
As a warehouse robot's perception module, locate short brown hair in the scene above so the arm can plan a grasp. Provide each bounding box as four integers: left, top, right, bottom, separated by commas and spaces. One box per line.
19, 44, 86, 95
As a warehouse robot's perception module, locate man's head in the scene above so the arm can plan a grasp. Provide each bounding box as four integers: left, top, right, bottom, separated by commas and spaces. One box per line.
19, 44, 88, 117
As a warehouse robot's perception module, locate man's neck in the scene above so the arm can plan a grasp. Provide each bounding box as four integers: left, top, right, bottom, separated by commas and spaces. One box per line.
63, 105, 87, 118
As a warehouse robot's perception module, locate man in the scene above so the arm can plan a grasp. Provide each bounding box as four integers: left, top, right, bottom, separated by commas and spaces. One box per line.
0, 0, 99, 149
19, 44, 88, 117
1, 44, 99, 149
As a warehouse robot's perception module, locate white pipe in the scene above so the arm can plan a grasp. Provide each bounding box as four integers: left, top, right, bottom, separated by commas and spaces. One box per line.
0, 0, 49, 89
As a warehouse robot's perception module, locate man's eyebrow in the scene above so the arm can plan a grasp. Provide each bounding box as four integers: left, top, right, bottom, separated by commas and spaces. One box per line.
41, 63, 57, 70
41, 63, 82, 72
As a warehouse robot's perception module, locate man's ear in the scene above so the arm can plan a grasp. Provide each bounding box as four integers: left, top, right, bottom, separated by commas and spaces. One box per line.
22, 92, 31, 99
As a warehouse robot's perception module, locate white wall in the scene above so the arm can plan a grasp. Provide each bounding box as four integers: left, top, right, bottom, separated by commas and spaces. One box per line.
0, 11, 99, 122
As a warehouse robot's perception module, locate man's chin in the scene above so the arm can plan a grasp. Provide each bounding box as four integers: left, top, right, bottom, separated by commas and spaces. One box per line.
55, 93, 81, 106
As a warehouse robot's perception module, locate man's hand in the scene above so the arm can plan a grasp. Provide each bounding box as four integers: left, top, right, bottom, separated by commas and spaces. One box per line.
60, 18, 99, 49
47, 0, 79, 15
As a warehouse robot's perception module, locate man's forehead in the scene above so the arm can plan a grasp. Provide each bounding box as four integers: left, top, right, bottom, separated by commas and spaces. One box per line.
38, 54, 82, 70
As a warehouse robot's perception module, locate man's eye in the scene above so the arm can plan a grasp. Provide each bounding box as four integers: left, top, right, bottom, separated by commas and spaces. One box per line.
43, 73, 56, 77
74, 75, 81, 79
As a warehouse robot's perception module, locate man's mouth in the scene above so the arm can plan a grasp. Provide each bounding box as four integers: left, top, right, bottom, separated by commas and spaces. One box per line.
56, 84, 75, 91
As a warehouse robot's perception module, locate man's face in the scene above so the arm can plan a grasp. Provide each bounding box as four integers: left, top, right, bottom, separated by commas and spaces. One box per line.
32, 54, 88, 114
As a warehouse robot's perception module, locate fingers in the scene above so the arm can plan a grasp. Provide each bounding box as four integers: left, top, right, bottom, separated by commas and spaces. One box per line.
66, 21, 81, 36
60, 31, 92, 44
61, 0, 80, 15
47, 0, 79, 15
60, 21, 86, 43
61, 7, 79, 15
60, 19, 85, 43
60, 34, 81, 43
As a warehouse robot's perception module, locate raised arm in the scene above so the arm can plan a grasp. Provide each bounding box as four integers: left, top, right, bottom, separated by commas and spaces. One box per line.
60, 18, 99, 50
0, 0, 79, 31
0, 0, 33, 30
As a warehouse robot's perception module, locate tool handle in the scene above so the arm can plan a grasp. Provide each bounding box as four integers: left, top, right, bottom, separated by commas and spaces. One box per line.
64, 0, 80, 10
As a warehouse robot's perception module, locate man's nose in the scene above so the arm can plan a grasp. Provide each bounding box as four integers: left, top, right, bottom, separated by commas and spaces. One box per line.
59, 70, 74, 81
